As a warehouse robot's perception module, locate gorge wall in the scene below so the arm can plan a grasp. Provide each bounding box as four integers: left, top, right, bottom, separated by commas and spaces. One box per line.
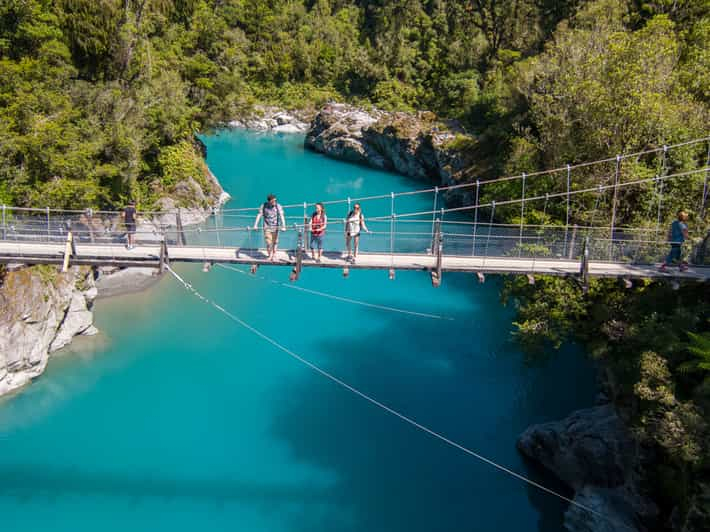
304, 103, 474, 203
0, 266, 98, 396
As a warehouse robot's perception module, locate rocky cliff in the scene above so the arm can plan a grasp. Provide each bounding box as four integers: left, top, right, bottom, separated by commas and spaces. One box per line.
304, 103, 473, 201
0, 265, 98, 396
517, 404, 659, 531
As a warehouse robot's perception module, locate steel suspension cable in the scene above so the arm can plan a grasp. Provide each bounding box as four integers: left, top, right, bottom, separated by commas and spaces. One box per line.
483, 202, 496, 266
381, 168, 709, 221
165, 264, 632, 530
564, 164, 571, 257
472, 180, 480, 257
518, 173, 526, 257
216, 263, 453, 320
702, 141, 710, 219
609, 155, 621, 260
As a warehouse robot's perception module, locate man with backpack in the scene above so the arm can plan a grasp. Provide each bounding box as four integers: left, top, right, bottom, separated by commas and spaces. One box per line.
253, 193, 286, 261
659, 210, 690, 272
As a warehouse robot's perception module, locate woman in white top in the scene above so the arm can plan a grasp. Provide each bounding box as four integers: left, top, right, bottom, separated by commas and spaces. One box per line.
344, 203, 369, 262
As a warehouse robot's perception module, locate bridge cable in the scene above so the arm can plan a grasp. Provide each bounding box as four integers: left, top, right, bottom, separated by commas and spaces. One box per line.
701, 141, 710, 219
564, 164, 571, 257
472, 180, 480, 257
164, 264, 633, 530
518, 173, 526, 257
215, 263, 454, 321
482, 201, 496, 267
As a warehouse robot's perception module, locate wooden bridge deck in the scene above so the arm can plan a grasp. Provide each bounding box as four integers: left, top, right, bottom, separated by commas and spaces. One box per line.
1, 241, 708, 280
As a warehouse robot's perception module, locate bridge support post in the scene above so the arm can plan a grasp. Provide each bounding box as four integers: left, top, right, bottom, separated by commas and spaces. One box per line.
86, 208, 95, 243
580, 237, 590, 294
46, 206, 50, 242
62, 231, 75, 273
1, 204, 5, 240
291, 227, 304, 282
431, 218, 443, 288
568, 225, 578, 260
303, 213, 310, 253
176, 208, 186, 246
159, 239, 169, 273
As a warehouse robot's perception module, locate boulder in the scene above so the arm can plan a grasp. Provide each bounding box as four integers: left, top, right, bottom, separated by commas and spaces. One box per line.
228, 106, 310, 133
517, 405, 658, 531
94, 267, 160, 299
517, 404, 634, 489
49, 292, 95, 353
304, 103, 469, 189
564, 486, 648, 532
273, 123, 306, 134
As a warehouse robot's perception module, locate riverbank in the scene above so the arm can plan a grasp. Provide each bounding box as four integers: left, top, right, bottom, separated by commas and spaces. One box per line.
0, 154, 231, 398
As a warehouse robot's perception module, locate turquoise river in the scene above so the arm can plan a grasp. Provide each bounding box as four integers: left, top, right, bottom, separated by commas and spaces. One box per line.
0, 130, 596, 531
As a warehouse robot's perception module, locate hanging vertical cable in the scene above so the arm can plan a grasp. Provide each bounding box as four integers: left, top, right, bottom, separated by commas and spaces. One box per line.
609, 155, 621, 261
518, 173, 526, 257
564, 164, 571, 258
472, 180, 480, 257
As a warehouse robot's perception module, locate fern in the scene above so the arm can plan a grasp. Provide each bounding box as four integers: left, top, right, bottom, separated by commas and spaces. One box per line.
679, 331, 710, 375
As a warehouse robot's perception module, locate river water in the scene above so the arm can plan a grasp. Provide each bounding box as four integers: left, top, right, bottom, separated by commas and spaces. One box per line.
0, 130, 596, 531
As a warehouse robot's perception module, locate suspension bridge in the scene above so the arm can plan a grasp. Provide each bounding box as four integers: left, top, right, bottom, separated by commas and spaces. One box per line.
1, 137, 709, 286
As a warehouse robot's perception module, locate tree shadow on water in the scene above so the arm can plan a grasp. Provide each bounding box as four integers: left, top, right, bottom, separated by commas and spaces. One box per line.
267, 309, 582, 532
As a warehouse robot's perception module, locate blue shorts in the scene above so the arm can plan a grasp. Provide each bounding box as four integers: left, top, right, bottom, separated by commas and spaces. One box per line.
311, 234, 323, 249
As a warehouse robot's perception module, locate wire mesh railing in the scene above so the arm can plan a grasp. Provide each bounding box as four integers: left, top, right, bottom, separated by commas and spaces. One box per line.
0, 204, 700, 268
1, 134, 708, 269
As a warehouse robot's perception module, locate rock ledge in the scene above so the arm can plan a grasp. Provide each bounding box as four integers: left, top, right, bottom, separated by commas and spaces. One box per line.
517, 404, 658, 531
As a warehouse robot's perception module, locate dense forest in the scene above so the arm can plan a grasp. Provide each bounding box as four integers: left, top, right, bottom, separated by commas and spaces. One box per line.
1, 0, 709, 528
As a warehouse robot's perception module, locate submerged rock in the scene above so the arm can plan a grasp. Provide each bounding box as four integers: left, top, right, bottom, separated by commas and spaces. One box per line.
517, 404, 658, 531
94, 266, 161, 299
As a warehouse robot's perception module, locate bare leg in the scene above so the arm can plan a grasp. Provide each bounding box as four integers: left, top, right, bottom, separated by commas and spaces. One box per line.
353, 235, 360, 258
264, 233, 272, 259
345, 234, 352, 258
271, 231, 279, 261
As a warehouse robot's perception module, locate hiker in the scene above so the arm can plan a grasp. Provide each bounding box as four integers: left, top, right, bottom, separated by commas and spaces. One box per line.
122, 200, 137, 249
344, 203, 369, 262
659, 210, 689, 272
309, 202, 327, 262
253, 193, 286, 261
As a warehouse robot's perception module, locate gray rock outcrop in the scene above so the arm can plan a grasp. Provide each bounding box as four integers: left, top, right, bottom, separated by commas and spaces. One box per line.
517, 404, 658, 531
0, 266, 98, 396
304, 103, 472, 199
154, 168, 231, 228
229, 106, 310, 133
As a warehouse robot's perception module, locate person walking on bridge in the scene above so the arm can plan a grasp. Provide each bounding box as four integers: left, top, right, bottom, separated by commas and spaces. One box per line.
344, 203, 369, 262
122, 200, 137, 250
659, 210, 689, 272
254, 193, 286, 261
309, 202, 327, 262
